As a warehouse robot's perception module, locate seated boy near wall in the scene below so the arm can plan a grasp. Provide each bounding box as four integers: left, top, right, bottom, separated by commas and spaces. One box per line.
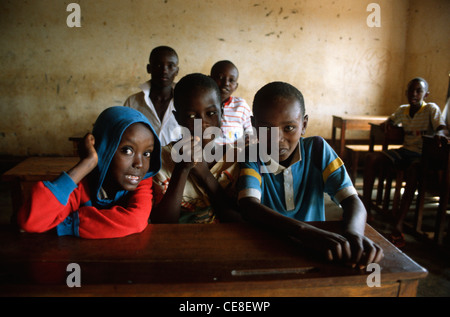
362, 77, 447, 247
18, 107, 161, 239
124, 46, 182, 146
210, 60, 253, 145
150, 73, 242, 224
237, 81, 383, 267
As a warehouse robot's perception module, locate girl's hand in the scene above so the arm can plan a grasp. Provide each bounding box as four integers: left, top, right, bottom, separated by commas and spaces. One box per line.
78, 133, 98, 170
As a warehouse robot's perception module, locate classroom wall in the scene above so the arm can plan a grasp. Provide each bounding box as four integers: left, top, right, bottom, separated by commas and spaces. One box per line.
0, 0, 449, 156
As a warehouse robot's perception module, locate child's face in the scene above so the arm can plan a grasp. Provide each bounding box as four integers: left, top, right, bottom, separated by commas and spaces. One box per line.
254, 97, 308, 164
106, 123, 155, 193
211, 64, 239, 103
406, 80, 428, 107
175, 87, 221, 148
148, 51, 179, 88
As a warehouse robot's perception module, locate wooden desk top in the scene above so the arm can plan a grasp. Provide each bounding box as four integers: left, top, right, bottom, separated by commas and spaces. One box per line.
332, 115, 387, 130
1, 157, 79, 182
0, 222, 427, 297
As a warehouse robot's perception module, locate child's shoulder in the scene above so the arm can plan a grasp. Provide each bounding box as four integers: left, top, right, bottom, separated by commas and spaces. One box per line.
230, 96, 250, 107
424, 102, 439, 110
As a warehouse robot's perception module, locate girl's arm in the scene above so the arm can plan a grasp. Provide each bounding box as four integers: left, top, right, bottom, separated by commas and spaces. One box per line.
18, 134, 98, 233
76, 178, 154, 239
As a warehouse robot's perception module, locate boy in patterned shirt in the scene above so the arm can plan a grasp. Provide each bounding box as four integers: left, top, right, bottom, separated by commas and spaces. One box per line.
362, 77, 447, 246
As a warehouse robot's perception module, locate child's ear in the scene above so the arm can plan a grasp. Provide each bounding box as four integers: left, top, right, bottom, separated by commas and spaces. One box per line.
424, 91, 429, 99
301, 114, 309, 136
147, 64, 151, 74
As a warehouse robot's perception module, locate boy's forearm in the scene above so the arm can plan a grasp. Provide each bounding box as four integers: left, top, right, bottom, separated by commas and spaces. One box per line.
340, 195, 367, 236
239, 197, 314, 237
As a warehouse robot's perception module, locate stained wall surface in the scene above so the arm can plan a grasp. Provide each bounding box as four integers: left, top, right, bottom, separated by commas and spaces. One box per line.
0, 0, 449, 156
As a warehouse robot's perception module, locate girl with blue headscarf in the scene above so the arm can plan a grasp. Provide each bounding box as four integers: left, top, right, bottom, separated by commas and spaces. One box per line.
18, 107, 161, 239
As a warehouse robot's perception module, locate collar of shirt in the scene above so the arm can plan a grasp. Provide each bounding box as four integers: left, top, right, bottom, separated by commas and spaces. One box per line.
222, 96, 233, 107
403, 101, 427, 115
261, 140, 302, 176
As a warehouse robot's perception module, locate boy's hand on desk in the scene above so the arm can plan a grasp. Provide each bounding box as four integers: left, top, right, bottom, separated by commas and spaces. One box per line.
293, 226, 352, 263
434, 131, 449, 148
343, 231, 384, 269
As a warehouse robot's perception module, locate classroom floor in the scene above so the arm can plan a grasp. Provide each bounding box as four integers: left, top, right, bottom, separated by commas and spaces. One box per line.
0, 161, 449, 297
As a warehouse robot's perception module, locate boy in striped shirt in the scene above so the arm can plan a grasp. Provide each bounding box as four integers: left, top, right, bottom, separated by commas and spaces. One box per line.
210, 60, 253, 145
237, 81, 383, 267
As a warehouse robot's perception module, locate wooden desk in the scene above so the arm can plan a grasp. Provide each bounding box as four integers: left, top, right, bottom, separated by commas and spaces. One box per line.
69, 136, 83, 156
1, 157, 79, 215
332, 115, 387, 156
0, 222, 427, 297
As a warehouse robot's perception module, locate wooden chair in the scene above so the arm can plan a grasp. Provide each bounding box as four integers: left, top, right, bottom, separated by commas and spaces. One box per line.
356, 123, 405, 215
344, 123, 403, 184
414, 135, 450, 245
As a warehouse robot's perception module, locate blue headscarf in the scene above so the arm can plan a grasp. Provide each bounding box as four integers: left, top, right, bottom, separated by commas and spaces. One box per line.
90, 106, 161, 208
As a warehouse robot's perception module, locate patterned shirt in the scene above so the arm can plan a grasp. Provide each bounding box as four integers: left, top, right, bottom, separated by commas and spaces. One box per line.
390, 102, 445, 153
217, 96, 253, 144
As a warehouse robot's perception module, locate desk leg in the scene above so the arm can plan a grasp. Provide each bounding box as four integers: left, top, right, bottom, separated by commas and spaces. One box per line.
339, 122, 347, 156
331, 127, 336, 151
397, 279, 419, 297
7, 179, 22, 227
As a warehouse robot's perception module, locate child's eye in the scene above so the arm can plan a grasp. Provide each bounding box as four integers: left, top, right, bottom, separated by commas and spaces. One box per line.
284, 126, 295, 132
121, 147, 133, 155
187, 114, 196, 119
143, 151, 151, 158
207, 111, 218, 117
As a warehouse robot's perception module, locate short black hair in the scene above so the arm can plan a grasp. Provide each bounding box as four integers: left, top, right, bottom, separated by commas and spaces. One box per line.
253, 81, 305, 116
149, 46, 178, 63
210, 60, 238, 76
173, 73, 221, 113
408, 77, 429, 91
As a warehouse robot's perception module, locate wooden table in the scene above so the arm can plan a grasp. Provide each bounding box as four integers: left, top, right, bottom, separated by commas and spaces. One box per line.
331, 115, 387, 156
0, 222, 427, 297
1, 157, 79, 215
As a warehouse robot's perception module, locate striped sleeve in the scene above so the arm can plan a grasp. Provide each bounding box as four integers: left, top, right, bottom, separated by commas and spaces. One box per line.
321, 141, 357, 203
237, 162, 262, 201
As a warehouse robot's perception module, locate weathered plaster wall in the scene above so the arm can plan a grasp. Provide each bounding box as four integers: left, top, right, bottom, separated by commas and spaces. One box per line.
0, 0, 449, 156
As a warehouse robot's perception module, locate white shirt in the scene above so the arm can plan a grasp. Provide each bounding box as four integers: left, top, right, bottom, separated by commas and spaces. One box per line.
123, 81, 182, 146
